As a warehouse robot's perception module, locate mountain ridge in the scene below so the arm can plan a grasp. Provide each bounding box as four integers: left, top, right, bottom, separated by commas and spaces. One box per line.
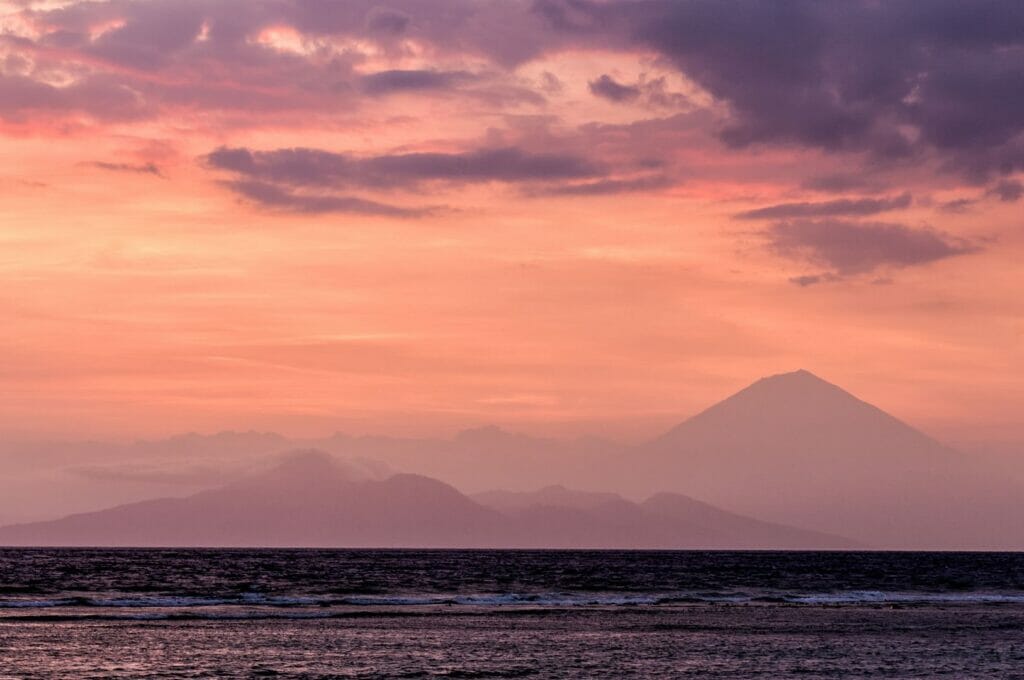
0, 450, 854, 549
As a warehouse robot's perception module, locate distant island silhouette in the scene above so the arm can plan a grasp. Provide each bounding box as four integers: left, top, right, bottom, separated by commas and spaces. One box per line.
0, 448, 854, 548
0, 370, 1020, 549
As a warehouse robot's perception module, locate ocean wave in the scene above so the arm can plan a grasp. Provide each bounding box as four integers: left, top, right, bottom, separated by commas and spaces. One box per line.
786, 591, 1024, 604
0, 592, 664, 609
3, 590, 1024, 612
0, 611, 339, 622
0, 598, 77, 609
350, 593, 666, 607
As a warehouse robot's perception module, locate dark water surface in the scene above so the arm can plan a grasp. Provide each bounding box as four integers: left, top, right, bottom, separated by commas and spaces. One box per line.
1, 549, 1023, 677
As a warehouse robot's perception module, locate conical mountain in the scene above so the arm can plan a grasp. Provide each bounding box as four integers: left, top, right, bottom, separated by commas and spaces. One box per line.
632, 370, 1023, 548
656, 369, 936, 446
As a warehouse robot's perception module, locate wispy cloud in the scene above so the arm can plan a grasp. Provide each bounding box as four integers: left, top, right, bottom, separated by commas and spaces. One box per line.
86, 161, 164, 177
529, 174, 673, 196
206, 146, 603, 189
359, 69, 474, 95
206, 144, 617, 213
736, 193, 912, 220
221, 180, 428, 217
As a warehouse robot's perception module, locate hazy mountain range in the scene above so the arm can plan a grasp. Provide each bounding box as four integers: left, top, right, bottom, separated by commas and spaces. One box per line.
0, 370, 1020, 548
0, 450, 853, 549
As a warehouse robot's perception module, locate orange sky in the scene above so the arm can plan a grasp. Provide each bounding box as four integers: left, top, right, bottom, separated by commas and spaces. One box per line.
1, 0, 1022, 445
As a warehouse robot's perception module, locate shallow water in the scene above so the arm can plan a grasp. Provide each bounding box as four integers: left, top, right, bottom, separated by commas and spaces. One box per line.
2, 549, 1023, 677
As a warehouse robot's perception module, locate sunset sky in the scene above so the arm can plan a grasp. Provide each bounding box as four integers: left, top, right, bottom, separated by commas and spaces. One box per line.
1, 0, 1022, 445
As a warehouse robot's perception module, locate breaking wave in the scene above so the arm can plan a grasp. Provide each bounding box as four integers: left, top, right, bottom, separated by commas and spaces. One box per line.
4, 590, 1024, 615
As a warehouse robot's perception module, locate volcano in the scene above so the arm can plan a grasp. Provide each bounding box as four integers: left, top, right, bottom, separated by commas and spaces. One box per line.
631, 370, 1022, 548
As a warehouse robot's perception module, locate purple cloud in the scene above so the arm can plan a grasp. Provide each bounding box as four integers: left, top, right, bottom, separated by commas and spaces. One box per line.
530, 174, 673, 196
736, 193, 912, 220
3, 0, 1022, 223
939, 198, 977, 213
987, 179, 1023, 202
84, 2, 207, 70
206, 146, 603, 189
589, 73, 689, 108
589, 74, 641, 102
206, 144, 617, 214
2, 0, 557, 124
7, 0, 1023, 184
767, 219, 979, 276
87, 161, 164, 177
789, 273, 839, 287
0, 73, 150, 122
365, 7, 411, 35
359, 69, 473, 95
540, 0, 1024, 178
800, 174, 886, 194
222, 180, 426, 217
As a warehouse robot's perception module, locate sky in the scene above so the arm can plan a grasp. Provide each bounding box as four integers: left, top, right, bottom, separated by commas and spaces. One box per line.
1, 0, 1022, 446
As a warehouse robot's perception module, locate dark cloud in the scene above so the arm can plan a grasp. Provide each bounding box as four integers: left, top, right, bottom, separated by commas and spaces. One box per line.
6, 0, 1023, 192
206, 146, 603, 189
359, 69, 472, 95
539, 71, 564, 94
207, 144, 608, 215
202, 136, 681, 213
0, 73, 150, 121
790, 274, 821, 287
767, 219, 979, 275
589, 74, 641, 102
532, 174, 673, 196
939, 198, 976, 213
800, 174, 885, 194
620, 1, 878, 150
3, 0, 554, 123
207, 147, 349, 187
222, 180, 426, 217
355, 68, 542, 106
365, 7, 411, 34
789, 273, 839, 287
366, 147, 601, 183
987, 179, 1023, 202
640, 76, 690, 108
85, 2, 207, 70
541, 0, 1024, 178
589, 73, 688, 108
736, 193, 912, 220
87, 161, 164, 177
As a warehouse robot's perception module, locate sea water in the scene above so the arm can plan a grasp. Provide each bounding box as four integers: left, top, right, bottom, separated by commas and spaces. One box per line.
1, 549, 1023, 678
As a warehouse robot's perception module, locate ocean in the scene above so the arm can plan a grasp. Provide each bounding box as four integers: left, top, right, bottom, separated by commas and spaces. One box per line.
1, 549, 1023, 678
